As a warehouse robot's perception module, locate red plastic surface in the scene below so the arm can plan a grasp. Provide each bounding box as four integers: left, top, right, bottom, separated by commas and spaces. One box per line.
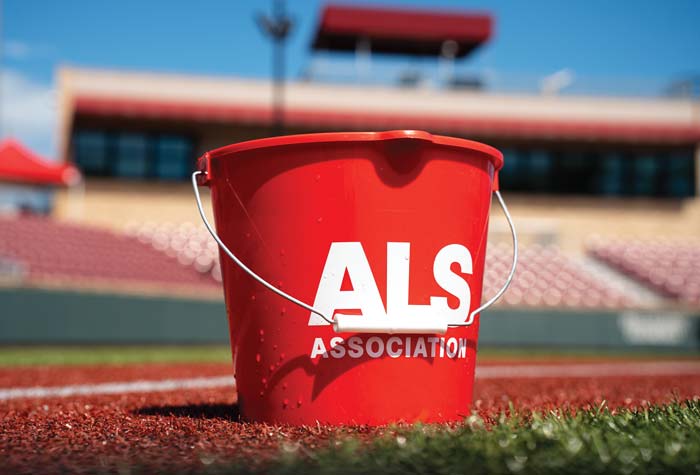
205, 130, 500, 425
312, 4, 491, 57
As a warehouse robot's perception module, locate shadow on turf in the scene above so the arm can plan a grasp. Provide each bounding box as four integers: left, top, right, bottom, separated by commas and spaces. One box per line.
135, 403, 240, 421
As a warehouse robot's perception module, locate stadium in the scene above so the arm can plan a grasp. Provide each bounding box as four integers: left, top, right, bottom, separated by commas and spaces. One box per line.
1, 1, 700, 474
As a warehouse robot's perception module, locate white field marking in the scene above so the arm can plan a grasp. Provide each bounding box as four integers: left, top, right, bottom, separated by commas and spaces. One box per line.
1, 361, 699, 402
0, 376, 235, 401
475, 361, 700, 379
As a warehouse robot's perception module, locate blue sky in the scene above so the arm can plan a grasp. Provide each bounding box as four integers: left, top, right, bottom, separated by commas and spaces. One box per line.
2, 0, 700, 156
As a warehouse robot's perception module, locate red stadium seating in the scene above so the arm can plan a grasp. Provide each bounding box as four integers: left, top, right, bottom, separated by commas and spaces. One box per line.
0, 214, 218, 290
132, 222, 643, 310
483, 242, 640, 309
587, 237, 700, 306
124, 221, 222, 284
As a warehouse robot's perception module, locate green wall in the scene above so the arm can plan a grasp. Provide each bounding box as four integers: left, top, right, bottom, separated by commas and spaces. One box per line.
1, 287, 698, 350
0, 287, 227, 344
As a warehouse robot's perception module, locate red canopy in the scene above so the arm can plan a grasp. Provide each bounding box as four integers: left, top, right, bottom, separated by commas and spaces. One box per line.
312, 4, 492, 57
0, 139, 81, 187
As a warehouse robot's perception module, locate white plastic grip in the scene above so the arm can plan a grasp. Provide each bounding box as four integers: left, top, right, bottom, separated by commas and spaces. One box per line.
333, 314, 448, 335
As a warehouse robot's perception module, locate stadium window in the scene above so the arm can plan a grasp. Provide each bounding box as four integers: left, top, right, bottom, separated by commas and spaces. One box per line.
492, 145, 694, 198
632, 154, 659, 196
114, 133, 149, 178
666, 150, 695, 197
557, 150, 598, 195
597, 152, 624, 196
73, 131, 109, 176
528, 149, 552, 189
498, 148, 518, 188
155, 135, 193, 180
500, 148, 530, 192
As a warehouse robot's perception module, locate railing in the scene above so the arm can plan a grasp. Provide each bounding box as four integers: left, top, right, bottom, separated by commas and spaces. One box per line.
301, 56, 700, 99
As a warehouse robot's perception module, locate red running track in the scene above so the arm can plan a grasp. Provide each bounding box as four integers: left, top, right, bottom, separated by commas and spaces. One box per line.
1, 359, 699, 474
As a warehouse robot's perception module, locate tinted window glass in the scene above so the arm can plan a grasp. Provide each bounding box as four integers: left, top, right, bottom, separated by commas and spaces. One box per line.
633, 154, 658, 196
667, 151, 694, 197
155, 136, 192, 180
73, 131, 108, 175
597, 152, 624, 196
529, 149, 552, 189
115, 134, 148, 178
498, 146, 695, 198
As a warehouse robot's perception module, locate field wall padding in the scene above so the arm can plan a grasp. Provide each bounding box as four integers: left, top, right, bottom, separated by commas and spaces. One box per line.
0, 287, 698, 350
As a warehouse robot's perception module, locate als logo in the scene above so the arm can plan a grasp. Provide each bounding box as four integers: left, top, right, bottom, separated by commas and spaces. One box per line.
307, 242, 473, 360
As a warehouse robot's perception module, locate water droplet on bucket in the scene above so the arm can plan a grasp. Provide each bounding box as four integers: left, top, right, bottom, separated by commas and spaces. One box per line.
245, 232, 251, 238
315, 174, 321, 181
316, 217, 323, 223
280, 353, 286, 359
262, 377, 268, 385
280, 307, 287, 315
280, 249, 286, 256
269, 365, 275, 372
273, 344, 278, 351
255, 353, 261, 363
297, 399, 303, 407
278, 281, 283, 289
251, 294, 256, 301
283, 399, 289, 407
259, 329, 265, 336
259, 391, 264, 397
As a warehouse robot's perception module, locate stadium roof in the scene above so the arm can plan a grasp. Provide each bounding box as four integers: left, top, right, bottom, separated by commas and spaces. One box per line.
311, 4, 492, 58
0, 139, 81, 187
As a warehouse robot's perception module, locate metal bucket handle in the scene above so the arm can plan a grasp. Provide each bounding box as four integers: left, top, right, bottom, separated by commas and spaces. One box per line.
192, 169, 517, 334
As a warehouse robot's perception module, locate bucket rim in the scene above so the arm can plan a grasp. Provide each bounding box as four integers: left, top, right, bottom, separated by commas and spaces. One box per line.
206, 130, 503, 170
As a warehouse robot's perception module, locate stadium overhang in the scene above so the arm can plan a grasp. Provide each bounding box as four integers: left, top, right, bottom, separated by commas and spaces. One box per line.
71, 95, 700, 145
0, 139, 81, 187
311, 4, 492, 58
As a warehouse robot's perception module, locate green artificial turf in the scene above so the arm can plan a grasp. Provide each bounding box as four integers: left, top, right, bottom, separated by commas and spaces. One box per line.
0, 344, 694, 367
0, 345, 232, 366
262, 400, 700, 475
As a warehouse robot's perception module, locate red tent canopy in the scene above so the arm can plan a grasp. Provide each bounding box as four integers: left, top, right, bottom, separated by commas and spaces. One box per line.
0, 139, 81, 187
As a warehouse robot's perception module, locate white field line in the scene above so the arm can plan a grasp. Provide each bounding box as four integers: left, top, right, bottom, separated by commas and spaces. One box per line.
0, 376, 235, 402
1, 361, 699, 402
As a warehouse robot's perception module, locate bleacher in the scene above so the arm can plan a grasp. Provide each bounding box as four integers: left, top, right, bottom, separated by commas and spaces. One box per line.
0, 214, 218, 291
124, 221, 222, 283
483, 242, 641, 309
5, 215, 698, 310
132, 221, 654, 311
587, 237, 700, 306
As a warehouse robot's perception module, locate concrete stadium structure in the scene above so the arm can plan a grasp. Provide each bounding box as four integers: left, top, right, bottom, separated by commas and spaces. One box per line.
54, 66, 700, 252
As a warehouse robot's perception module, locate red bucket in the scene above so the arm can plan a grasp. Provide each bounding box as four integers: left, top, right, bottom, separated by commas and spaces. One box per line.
193, 130, 516, 425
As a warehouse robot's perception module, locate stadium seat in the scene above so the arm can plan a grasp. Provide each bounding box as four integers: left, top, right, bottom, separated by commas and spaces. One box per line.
587, 237, 700, 306
483, 242, 640, 309
0, 215, 219, 291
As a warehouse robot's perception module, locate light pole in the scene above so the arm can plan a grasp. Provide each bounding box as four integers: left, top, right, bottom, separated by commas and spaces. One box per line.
256, 0, 293, 136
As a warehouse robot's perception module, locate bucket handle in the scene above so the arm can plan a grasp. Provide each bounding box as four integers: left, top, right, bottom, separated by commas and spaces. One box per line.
192, 170, 517, 331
